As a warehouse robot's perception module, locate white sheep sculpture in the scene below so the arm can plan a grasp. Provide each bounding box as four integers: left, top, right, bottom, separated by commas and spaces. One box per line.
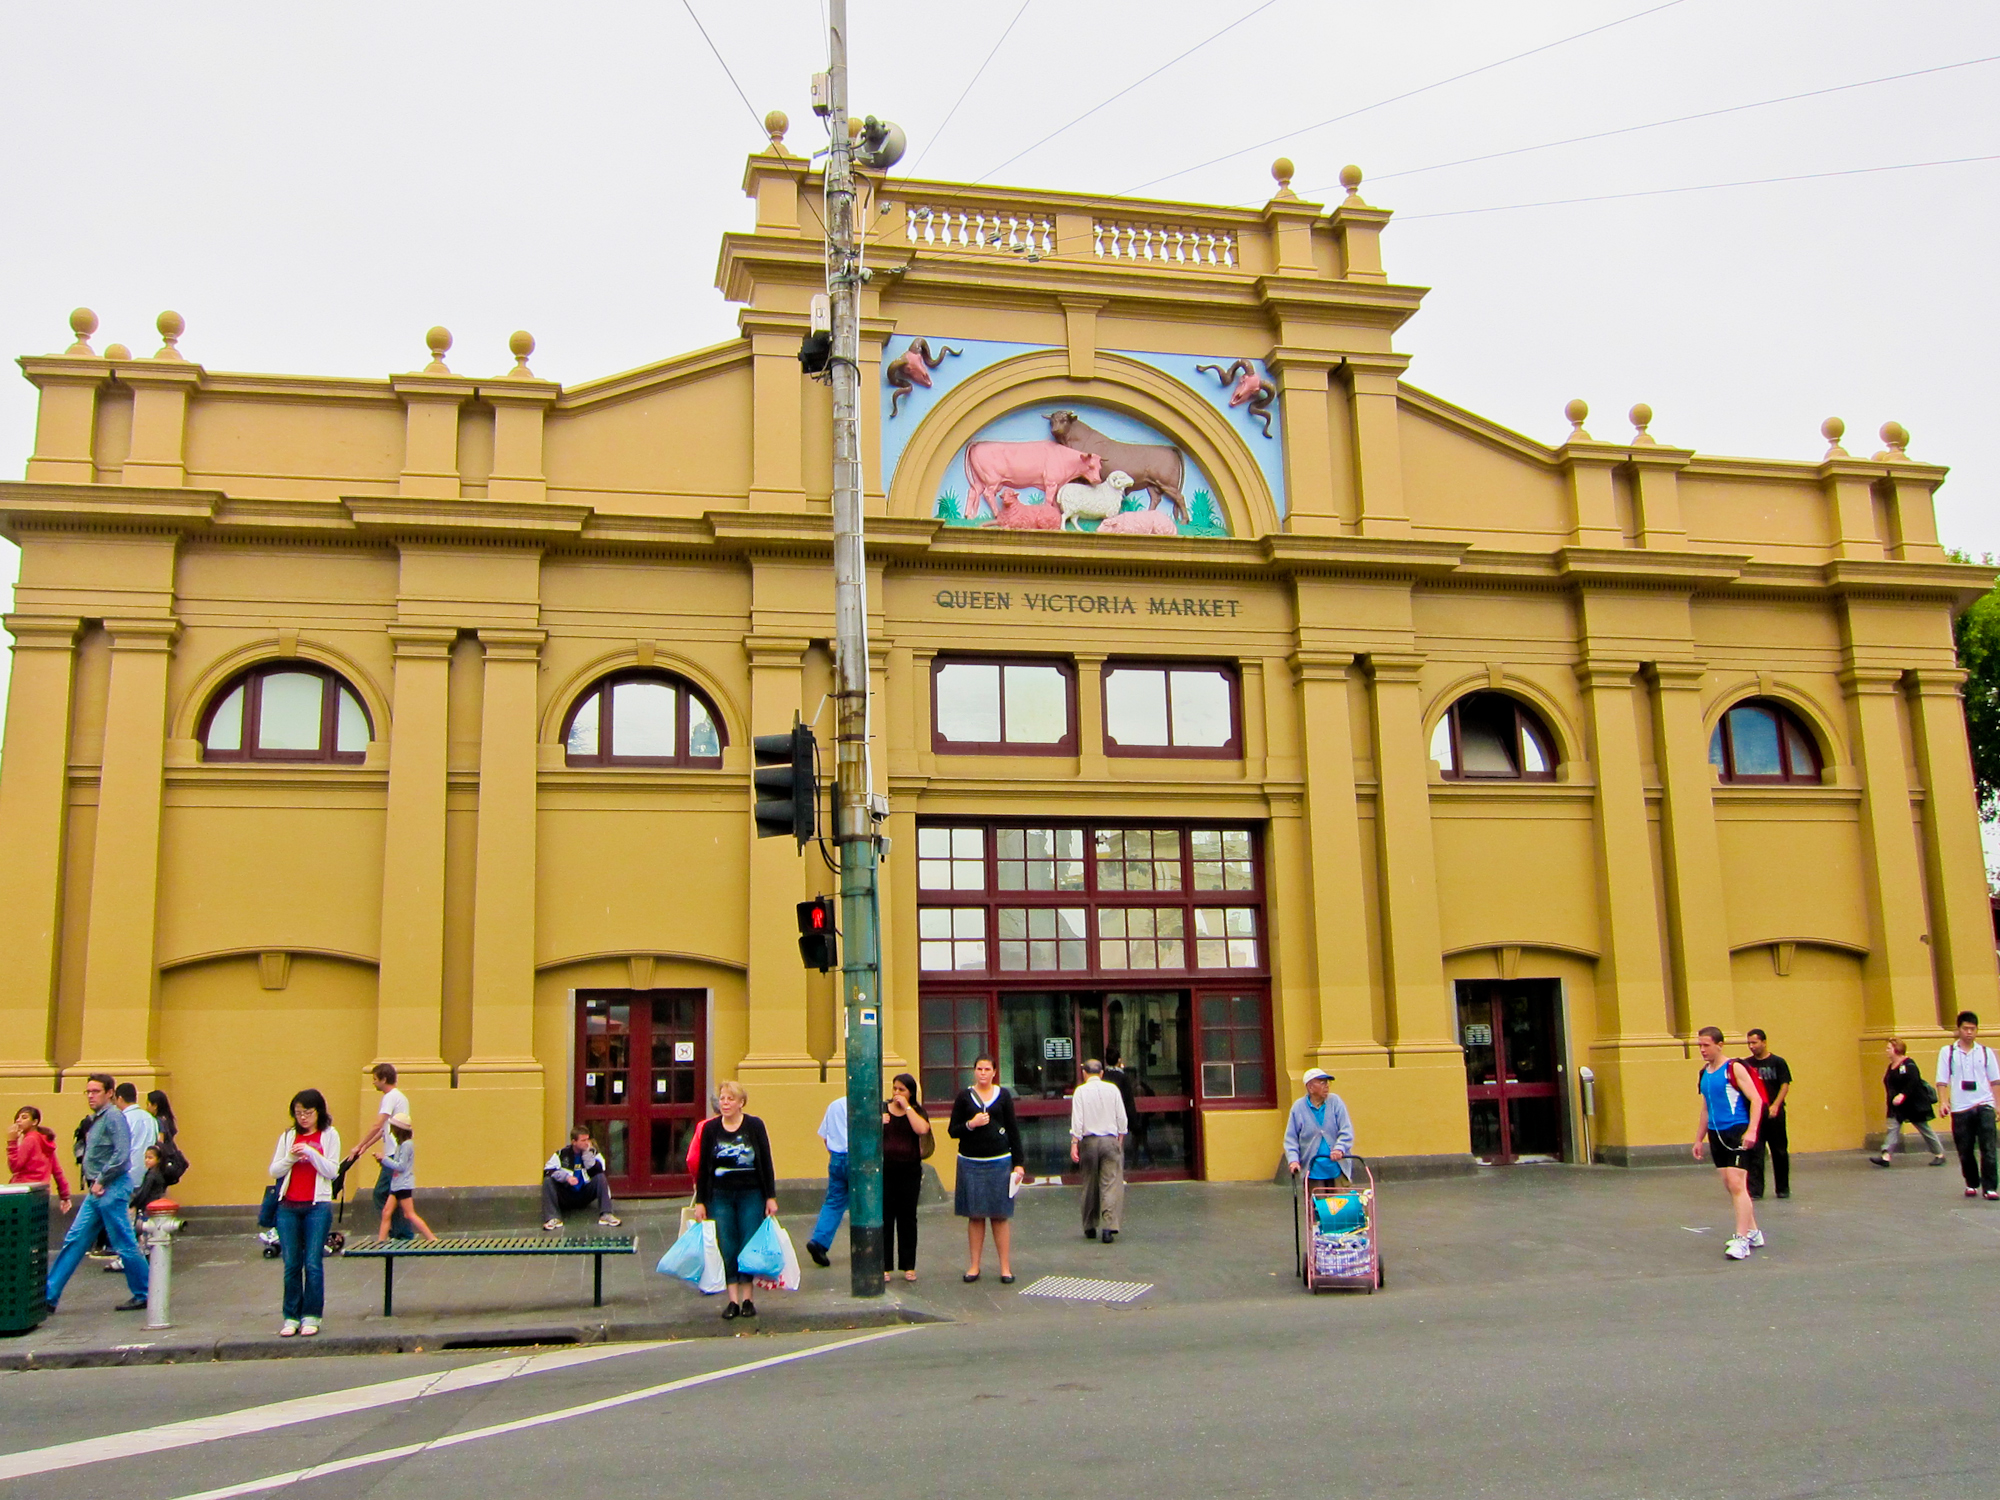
1054, 470, 1134, 531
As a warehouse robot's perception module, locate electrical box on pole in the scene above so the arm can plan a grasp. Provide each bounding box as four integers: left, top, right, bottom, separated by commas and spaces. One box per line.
752, 722, 817, 846
796, 896, 837, 972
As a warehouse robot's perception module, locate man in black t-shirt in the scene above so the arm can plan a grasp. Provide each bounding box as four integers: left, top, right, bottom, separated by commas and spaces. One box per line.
1741, 1029, 1794, 1200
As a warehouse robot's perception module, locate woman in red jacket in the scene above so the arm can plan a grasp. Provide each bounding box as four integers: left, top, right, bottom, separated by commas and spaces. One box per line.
7, 1106, 73, 1213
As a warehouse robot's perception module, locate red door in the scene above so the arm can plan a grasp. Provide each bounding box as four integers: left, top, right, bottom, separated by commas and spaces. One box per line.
1459, 981, 1566, 1164
575, 990, 705, 1196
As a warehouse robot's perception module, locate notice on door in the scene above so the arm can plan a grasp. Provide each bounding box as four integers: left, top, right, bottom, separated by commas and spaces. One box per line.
674, 1041, 695, 1062
1463, 1023, 1492, 1046
1043, 1036, 1074, 1061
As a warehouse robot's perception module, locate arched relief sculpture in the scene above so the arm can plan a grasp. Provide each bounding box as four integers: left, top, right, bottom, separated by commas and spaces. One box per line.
933, 399, 1229, 536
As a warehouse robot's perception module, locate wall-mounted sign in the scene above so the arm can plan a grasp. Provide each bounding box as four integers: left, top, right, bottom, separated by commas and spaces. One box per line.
1043, 1036, 1074, 1061
674, 1041, 695, 1062
930, 587, 1241, 619
1463, 1023, 1493, 1047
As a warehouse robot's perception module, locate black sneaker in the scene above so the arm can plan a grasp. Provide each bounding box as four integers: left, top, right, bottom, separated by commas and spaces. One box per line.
1084, 1227, 1096, 1239
739, 1299, 757, 1317
1102, 1230, 1118, 1244
721, 1302, 740, 1321
806, 1242, 831, 1268
114, 1296, 147, 1312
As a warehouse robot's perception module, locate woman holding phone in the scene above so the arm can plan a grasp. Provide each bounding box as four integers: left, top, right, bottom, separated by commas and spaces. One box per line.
947, 1057, 1024, 1283
881, 1073, 931, 1282
267, 1089, 340, 1337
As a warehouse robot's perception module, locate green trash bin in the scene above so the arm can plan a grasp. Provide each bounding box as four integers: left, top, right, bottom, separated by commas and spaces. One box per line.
0, 1183, 52, 1335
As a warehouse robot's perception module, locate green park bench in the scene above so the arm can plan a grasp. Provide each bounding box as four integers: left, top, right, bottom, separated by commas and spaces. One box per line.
341, 1233, 637, 1316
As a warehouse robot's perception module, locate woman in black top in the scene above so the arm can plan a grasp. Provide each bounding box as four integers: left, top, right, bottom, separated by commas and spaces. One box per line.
947, 1057, 1025, 1283
1873, 1038, 1946, 1165
691, 1080, 778, 1319
881, 1073, 932, 1282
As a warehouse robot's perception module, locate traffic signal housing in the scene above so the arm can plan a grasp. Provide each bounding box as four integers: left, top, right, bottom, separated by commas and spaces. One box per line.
753, 723, 817, 846
797, 896, 837, 972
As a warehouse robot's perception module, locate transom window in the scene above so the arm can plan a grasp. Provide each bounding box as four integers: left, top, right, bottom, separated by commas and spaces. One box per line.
932, 657, 1076, 754
1103, 662, 1240, 757
563, 672, 726, 767
200, 663, 371, 764
1709, 699, 1821, 784
916, 822, 1265, 977
1431, 692, 1557, 781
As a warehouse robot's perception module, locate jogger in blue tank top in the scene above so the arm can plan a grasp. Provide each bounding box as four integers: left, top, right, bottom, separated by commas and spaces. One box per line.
1694, 1025, 1764, 1260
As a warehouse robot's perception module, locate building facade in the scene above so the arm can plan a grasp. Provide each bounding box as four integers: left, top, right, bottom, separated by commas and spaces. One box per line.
3, 137, 1992, 1204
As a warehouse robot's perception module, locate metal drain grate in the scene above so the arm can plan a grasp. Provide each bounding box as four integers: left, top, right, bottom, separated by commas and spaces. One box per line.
1017, 1275, 1153, 1303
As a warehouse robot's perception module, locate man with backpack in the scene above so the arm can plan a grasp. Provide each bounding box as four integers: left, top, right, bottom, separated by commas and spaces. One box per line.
1692, 1027, 1763, 1261
1934, 1011, 2000, 1200
1739, 1029, 1793, 1201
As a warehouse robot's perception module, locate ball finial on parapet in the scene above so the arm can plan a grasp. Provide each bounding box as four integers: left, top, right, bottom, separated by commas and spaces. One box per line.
105, 343, 131, 361
1564, 398, 1591, 441
1629, 403, 1655, 445
1339, 164, 1365, 201
155, 310, 186, 360
765, 109, 789, 154
67, 307, 99, 355
507, 329, 536, 378
424, 326, 453, 374
1271, 157, 1296, 197
1820, 416, 1848, 459
1875, 420, 1910, 461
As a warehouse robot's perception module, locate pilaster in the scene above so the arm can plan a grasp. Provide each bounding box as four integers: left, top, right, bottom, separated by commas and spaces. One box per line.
1359, 653, 1450, 1052
1270, 349, 1341, 535
373, 625, 456, 1080
1905, 668, 1995, 1021
0, 615, 82, 1084
742, 309, 810, 511
1343, 354, 1410, 538
1292, 649, 1379, 1060
74, 617, 180, 1082
740, 633, 817, 1076
1819, 459, 1885, 560
1627, 447, 1691, 548
483, 378, 560, 504
1329, 190, 1391, 281
1839, 665, 1937, 1036
1561, 443, 1625, 549
118, 361, 204, 488
21, 357, 110, 484
1646, 661, 1732, 1031
393, 373, 476, 500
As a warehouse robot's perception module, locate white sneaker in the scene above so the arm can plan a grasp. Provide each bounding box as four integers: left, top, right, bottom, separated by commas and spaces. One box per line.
1746, 1229, 1765, 1248
1724, 1235, 1752, 1260
299, 1318, 320, 1337
278, 1319, 300, 1337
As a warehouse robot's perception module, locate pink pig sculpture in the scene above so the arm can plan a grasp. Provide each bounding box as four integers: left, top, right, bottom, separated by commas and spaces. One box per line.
1094, 508, 1179, 535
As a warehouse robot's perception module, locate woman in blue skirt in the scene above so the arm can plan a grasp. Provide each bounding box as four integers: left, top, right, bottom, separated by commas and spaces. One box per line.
948, 1057, 1025, 1283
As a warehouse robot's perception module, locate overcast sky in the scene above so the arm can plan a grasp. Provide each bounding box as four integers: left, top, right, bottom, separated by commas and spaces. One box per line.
2, 0, 1995, 725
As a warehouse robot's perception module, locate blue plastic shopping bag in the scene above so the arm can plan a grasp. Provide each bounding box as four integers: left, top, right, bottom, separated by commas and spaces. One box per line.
737, 1216, 786, 1279
657, 1220, 707, 1283
1314, 1192, 1366, 1235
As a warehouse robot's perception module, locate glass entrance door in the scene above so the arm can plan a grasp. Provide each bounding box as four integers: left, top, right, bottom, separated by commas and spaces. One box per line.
994, 990, 1194, 1180
575, 989, 705, 1196
1458, 980, 1566, 1163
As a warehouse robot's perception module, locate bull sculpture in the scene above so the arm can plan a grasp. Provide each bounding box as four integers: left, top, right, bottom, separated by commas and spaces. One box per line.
885, 337, 963, 418
1194, 359, 1276, 438
1046, 409, 1189, 522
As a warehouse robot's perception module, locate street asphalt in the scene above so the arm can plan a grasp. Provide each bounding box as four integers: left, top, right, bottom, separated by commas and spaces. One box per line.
2, 1153, 1995, 1498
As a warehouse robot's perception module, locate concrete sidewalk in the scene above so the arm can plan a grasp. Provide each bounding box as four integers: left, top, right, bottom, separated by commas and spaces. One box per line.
6, 1150, 1995, 1368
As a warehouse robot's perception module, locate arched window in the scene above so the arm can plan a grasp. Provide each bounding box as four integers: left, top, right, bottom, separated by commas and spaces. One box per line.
1430, 692, 1557, 781
200, 663, 371, 764
1709, 699, 1821, 784
563, 671, 727, 767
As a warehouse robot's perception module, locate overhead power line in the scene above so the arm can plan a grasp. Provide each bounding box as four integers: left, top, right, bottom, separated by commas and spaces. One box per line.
907, 0, 1034, 178
1121, 0, 1689, 196
1354, 53, 2000, 189
970, 0, 1282, 186
1394, 152, 2000, 220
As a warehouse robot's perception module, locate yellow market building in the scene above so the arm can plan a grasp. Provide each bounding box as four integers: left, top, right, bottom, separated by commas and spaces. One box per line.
2, 136, 1993, 1205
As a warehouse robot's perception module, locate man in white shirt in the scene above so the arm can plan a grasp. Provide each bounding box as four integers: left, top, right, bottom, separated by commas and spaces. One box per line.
805, 1095, 848, 1268
343, 1064, 415, 1238
115, 1083, 157, 1184
1935, 1010, 2000, 1200
1070, 1058, 1130, 1244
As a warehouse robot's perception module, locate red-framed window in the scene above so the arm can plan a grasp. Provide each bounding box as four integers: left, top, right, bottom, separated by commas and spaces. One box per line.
1708, 699, 1822, 784
931, 656, 1077, 755
1102, 661, 1241, 758
1431, 692, 1557, 781
199, 663, 371, 764
1198, 990, 1272, 1102
562, 671, 727, 768
919, 993, 994, 1108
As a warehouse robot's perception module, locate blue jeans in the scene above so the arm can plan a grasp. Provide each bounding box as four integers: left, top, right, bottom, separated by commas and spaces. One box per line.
46, 1178, 148, 1307
708, 1186, 767, 1283
810, 1151, 848, 1250
277, 1200, 333, 1320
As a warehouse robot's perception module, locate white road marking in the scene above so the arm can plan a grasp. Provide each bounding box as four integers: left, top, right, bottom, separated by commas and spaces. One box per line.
162, 1327, 918, 1500
0, 1341, 668, 1482
1017, 1275, 1153, 1303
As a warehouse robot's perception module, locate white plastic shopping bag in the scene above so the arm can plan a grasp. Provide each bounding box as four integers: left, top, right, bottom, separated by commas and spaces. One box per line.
774, 1220, 801, 1291
697, 1220, 727, 1295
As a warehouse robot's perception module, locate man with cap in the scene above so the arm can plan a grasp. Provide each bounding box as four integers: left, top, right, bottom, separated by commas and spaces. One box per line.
1284, 1068, 1354, 1185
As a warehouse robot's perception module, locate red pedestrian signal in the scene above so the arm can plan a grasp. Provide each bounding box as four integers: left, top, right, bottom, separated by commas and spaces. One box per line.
797, 896, 837, 972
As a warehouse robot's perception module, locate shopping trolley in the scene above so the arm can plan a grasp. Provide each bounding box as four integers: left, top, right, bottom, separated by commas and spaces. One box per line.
1293, 1155, 1383, 1293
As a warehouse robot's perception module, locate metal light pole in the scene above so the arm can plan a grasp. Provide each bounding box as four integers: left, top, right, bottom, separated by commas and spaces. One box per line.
823, 0, 885, 1298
